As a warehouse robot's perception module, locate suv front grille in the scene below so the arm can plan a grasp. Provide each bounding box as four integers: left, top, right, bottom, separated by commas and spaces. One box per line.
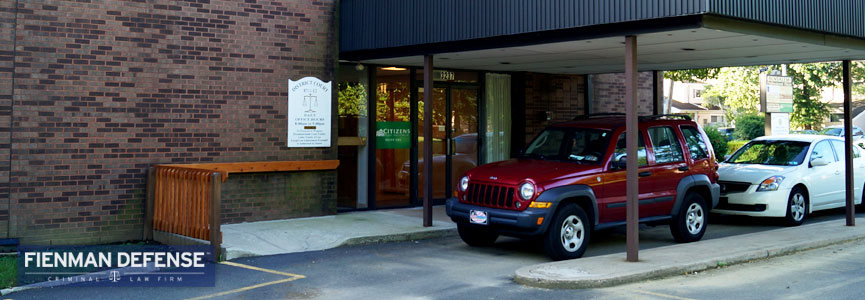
718, 181, 751, 194
466, 183, 515, 209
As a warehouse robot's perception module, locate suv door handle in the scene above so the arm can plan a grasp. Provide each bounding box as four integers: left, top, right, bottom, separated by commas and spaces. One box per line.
678, 166, 689, 171
639, 171, 652, 177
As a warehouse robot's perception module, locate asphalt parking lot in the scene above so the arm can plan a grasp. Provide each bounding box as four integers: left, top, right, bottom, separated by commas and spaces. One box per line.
8, 209, 861, 300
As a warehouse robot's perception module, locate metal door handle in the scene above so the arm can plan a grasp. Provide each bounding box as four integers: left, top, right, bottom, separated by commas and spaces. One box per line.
639, 171, 652, 177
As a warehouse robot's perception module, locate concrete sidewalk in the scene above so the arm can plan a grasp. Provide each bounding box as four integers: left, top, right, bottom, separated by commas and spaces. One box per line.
515, 217, 865, 289
221, 205, 455, 260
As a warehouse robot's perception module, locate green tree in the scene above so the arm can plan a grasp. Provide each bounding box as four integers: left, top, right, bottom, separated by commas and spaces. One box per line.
701, 66, 766, 122
787, 63, 839, 130
734, 113, 765, 140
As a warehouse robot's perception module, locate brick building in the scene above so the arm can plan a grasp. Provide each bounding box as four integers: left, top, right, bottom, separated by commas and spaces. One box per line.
7, 0, 861, 246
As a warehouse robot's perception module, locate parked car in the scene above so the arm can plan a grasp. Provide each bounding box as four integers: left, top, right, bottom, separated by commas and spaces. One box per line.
446, 114, 720, 260
717, 127, 735, 141
791, 129, 818, 135
819, 125, 865, 139
714, 135, 865, 226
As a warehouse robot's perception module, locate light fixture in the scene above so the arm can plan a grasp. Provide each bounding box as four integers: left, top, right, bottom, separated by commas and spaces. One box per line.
681, 48, 696, 51
381, 67, 407, 71
355, 63, 365, 71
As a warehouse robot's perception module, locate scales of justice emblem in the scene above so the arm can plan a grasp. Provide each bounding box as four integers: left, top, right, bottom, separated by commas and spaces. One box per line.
303, 94, 318, 113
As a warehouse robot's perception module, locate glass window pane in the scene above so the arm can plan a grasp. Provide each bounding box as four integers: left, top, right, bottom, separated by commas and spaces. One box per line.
681, 126, 709, 160
811, 141, 837, 162
648, 127, 685, 164
614, 132, 647, 167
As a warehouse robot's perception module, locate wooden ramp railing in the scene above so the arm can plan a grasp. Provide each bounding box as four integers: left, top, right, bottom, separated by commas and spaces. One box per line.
145, 160, 340, 260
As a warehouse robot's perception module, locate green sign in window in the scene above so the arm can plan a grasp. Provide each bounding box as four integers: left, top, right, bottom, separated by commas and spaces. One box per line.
376, 121, 411, 149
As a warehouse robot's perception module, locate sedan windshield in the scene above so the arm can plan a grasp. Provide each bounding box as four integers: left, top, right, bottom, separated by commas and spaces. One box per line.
523, 128, 611, 164
726, 140, 810, 166
819, 128, 842, 136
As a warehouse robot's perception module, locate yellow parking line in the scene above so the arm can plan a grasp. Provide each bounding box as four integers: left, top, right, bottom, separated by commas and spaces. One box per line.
632, 290, 698, 300
183, 261, 306, 300
220, 261, 306, 279
184, 277, 300, 300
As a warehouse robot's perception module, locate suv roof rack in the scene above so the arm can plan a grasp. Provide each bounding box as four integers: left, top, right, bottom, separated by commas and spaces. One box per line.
572, 113, 692, 121
639, 114, 692, 121
572, 113, 626, 120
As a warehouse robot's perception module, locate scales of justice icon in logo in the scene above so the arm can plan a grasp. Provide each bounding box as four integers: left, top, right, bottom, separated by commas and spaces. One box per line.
303, 94, 318, 113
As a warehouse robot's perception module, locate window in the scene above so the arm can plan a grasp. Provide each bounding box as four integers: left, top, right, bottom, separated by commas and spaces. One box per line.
711, 115, 719, 123
811, 141, 837, 163
693, 89, 703, 99
565, 129, 611, 164
525, 129, 567, 159
648, 127, 685, 164
729, 141, 810, 166
613, 132, 648, 167
681, 126, 709, 160
830, 140, 860, 160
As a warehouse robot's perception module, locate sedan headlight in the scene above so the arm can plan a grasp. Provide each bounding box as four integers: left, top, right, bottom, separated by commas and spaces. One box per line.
519, 182, 536, 200
459, 176, 469, 191
756, 176, 785, 192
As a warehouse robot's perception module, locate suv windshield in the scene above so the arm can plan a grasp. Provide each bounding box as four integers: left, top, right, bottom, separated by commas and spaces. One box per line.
726, 140, 810, 166
523, 128, 611, 163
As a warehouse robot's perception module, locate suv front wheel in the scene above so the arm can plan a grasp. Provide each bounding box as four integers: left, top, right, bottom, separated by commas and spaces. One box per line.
543, 203, 591, 261
670, 192, 707, 243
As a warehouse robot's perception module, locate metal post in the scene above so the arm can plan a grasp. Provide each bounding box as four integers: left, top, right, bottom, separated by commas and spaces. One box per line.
625, 36, 639, 262
210, 172, 223, 261
843, 60, 855, 226
653, 71, 663, 115
144, 167, 156, 240
423, 55, 434, 227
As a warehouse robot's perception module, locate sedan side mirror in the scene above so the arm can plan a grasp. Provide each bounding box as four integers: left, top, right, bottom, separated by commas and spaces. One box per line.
811, 157, 831, 167
723, 154, 731, 161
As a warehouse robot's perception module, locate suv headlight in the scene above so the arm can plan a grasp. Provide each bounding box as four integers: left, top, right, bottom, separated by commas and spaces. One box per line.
519, 182, 535, 200
459, 176, 469, 192
756, 176, 785, 192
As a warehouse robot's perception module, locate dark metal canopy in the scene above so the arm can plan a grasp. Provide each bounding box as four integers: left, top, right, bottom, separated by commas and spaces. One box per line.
341, 0, 865, 73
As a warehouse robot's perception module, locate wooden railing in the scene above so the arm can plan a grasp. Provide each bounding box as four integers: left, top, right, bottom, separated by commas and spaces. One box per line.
145, 160, 340, 260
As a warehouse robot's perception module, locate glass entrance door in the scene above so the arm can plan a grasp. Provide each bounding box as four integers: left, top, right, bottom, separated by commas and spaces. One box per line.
417, 86, 478, 203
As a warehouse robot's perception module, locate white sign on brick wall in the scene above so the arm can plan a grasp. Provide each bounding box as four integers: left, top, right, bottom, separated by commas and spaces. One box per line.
287, 77, 332, 147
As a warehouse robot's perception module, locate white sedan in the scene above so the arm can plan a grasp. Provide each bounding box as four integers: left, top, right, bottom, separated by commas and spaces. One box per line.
714, 135, 865, 226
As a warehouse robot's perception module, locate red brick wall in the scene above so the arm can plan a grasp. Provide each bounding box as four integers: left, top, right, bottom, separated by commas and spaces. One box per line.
6, 0, 337, 244
590, 72, 655, 115
0, 0, 14, 238
523, 73, 586, 144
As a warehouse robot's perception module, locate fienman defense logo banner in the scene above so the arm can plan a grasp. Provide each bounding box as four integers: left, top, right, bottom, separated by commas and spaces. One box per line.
18, 245, 215, 287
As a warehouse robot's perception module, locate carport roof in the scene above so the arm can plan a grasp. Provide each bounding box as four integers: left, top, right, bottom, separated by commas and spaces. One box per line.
340, 0, 865, 74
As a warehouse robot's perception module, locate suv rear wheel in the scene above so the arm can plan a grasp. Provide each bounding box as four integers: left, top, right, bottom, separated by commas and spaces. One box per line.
457, 223, 499, 247
543, 203, 591, 261
670, 192, 707, 243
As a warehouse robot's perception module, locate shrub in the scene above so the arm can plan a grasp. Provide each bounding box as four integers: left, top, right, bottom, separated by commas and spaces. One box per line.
704, 126, 729, 159
727, 140, 749, 155
734, 114, 765, 140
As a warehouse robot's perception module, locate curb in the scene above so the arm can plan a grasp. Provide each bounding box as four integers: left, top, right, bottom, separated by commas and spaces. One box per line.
514, 225, 865, 289
224, 227, 457, 260
339, 227, 457, 247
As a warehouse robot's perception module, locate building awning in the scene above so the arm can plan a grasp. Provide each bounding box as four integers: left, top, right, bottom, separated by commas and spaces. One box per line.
340, 1, 865, 73
671, 100, 709, 111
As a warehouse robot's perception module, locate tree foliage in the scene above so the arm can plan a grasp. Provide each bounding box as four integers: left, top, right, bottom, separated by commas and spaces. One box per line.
700, 66, 766, 122
734, 113, 765, 140
664, 68, 720, 82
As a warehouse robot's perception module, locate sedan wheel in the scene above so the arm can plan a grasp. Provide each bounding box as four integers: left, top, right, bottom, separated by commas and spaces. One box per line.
784, 187, 807, 226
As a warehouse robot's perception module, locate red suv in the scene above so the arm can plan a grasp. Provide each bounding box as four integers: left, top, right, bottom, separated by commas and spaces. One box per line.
446, 114, 720, 260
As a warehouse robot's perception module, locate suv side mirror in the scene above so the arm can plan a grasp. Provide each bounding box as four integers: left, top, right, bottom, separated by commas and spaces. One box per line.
811, 157, 830, 167
612, 155, 627, 169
